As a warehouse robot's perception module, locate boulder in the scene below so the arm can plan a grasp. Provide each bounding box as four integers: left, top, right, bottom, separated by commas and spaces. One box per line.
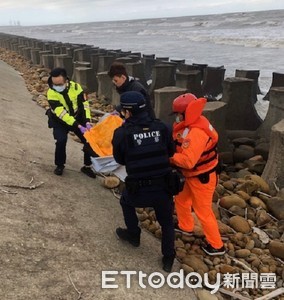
235, 249, 251, 258
249, 196, 267, 210
236, 180, 260, 195
265, 197, 284, 220
244, 175, 270, 193
196, 289, 219, 300
182, 256, 209, 273
233, 147, 255, 163
269, 241, 284, 260
256, 210, 272, 227
232, 137, 256, 147
229, 216, 251, 233
229, 205, 245, 217
219, 195, 247, 209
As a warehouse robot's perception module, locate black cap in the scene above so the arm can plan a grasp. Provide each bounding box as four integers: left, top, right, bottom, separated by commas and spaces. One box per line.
120, 91, 146, 114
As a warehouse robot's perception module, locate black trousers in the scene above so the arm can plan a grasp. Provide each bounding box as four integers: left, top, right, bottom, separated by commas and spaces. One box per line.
120, 188, 175, 257
52, 122, 92, 167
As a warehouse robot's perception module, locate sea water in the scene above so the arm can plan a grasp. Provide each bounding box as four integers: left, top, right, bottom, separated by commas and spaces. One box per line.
1, 9, 284, 119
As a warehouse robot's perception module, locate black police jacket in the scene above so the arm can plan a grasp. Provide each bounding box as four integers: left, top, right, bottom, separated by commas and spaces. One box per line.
116, 77, 156, 119
112, 112, 175, 179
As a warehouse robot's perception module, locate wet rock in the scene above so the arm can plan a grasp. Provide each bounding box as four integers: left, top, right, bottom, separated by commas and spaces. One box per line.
222, 181, 235, 191
254, 142, 269, 161
208, 270, 217, 282
236, 180, 260, 195
102, 176, 120, 189
196, 289, 219, 300
181, 235, 195, 243
217, 221, 234, 235
235, 169, 253, 178
245, 174, 270, 193
219, 152, 234, 165
155, 229, 162, 239
175, 239, 185, 249
233, 147, 255, 163
245, 160, 266, 175
245, 240, 255, 250
215, 184, 226, 196
232, 137, 256, 147
220, 264, 237, 274
249, 155, 264, 161
212, 203, 221, 220
279, 220, 284, 234
227, 243, 235, 251
268, 241, 284, 260
259, 266, 270, 273
256, 210, 272, 226
148, 222, 159, 233
235, 249, 251, 258
249, 196, 267, 210
265, 197, 284, 220
247, 206, 256, 222
251, 258, 261, 268
213, 257, 221, 265
277, 188, 284, 200
176, 248, 187, 259
229, 205, 245, 217
219, 195, 247, 209
219, 173, 231, 181
229, 216, 251, 233
181, 264, 194, 275
137, 212, 148, 222
213, 190, 219, 202
236, 190, 250, 201
41, 76, 49, 84
263, 228, 280, 240
182, 256, 209, 273
136, 208, 144, 214
235, 162, 247, 170
251, 248, 264, 255
204, 258, 214, 266
140, 219, 151, 229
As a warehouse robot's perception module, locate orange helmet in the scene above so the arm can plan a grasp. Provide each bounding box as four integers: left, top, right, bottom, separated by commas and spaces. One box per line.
172, 93, 197, 113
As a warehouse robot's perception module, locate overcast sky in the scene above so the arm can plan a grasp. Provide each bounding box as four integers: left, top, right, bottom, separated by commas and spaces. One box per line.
0, 0, 283, 26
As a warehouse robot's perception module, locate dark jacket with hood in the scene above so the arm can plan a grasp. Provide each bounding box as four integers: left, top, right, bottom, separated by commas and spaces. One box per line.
116, 77, 155, 119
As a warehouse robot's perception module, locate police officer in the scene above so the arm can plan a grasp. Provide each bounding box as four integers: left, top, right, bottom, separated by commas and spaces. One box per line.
46, 67, 96, 177
112, 91, 176, 272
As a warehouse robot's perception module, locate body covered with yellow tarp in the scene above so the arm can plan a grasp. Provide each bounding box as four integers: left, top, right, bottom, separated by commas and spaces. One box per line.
84, 114, 123, 157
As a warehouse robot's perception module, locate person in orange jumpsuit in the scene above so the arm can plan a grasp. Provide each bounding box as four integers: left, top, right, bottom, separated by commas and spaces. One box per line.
170, 93, 225, 256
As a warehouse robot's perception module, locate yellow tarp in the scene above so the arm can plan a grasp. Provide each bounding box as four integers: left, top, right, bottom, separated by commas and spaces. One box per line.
84, 114, 123, 157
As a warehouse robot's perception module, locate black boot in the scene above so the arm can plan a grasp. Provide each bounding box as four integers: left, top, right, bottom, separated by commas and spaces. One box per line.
81, 166, 96, 178
162, 254, 175, 273
116, 227, 140, 247
54, 165, 64, 176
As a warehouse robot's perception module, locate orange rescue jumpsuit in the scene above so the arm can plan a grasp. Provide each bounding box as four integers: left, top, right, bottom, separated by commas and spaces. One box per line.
170, 98, 223, 249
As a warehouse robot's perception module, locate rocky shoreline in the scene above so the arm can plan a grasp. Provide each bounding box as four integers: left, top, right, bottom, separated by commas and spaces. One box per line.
1, 48, 284, 300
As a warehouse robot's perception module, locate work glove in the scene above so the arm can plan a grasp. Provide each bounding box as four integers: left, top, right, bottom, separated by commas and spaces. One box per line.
79, 126, 87, 134
86, 122, 92, 130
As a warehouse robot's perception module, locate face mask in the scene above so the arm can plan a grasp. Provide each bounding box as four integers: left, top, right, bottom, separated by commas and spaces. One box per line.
53, 84, 66, 92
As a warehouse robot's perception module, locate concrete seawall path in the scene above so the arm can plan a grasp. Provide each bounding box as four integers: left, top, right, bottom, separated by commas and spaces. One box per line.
0, 60, 197, 299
